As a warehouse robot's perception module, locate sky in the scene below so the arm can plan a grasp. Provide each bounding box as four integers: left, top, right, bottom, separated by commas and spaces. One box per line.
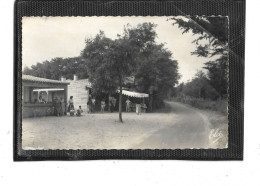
22, 16, 215, 83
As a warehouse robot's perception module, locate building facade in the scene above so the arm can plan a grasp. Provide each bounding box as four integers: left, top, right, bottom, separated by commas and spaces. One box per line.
65, 75, 92, 112
22, 75, 70, 118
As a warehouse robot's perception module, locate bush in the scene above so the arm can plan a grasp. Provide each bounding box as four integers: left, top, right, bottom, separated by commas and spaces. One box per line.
176, 97, 227, 114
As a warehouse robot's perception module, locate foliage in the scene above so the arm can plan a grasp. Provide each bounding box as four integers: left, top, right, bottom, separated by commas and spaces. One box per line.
134, 44, 180, 111
23, 57, 88, 80
81, 29, 140, 122
122, 23, 180, 111
170, 16, 228, 97
177, 71, 220, 100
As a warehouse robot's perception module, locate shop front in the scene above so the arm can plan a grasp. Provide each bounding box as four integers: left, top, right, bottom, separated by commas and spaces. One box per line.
22, 75, 70, 118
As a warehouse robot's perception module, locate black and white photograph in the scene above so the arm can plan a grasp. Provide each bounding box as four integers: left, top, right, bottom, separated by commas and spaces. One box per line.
5, 0, 260, 185
21, 16, 229, 150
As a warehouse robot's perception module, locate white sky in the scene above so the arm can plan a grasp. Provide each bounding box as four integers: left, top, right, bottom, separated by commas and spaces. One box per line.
22, 16, 216, 83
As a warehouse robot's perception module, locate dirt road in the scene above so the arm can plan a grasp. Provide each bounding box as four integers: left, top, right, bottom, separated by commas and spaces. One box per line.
133, 101, 212, 149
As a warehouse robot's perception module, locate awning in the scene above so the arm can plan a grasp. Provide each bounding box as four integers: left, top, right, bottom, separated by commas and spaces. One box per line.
33, 88, 64, 92
117, 90, 149, 98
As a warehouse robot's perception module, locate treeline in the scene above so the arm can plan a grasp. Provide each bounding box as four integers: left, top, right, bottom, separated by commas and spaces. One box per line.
169, 16, 228, 113
174, 69, 227, 101
23, 57, 89, 80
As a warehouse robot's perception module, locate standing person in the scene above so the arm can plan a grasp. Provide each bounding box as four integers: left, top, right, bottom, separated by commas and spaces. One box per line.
53, 97, 58, 116
56, 97, 63, 116
110, 97, 114, 112
91, 97, 96, 113
101, 99, 106, 113
108, 95, 112, 112
60, 97, 65, 116
87, 97, 92, 114
68, 96, 74, 113
126, 98, 131, 112
136, 102, 141, 115
112, 97, 117, 112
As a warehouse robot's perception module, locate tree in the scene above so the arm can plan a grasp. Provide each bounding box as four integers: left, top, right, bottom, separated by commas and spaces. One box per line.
81, 31, 139, 122
169, 16, 228, 98
23, 57, 89, 80
134, 44, 180, 111
124, 23, 180, 111
180, 71, 220, 100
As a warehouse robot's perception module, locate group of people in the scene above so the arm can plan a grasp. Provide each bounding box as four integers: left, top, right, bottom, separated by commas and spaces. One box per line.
64, 95, 146, 116
100, 96, 117, 113
68, 96, 83, 116
125, 98, 147, 114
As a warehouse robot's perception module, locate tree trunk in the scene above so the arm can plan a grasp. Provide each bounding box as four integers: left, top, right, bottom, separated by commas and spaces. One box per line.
119, 78, 123, 123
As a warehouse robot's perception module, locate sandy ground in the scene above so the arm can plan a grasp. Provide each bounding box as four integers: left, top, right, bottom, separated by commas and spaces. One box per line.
22, 102, 228, 150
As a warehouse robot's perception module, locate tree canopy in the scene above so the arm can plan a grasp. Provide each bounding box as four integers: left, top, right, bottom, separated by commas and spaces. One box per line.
82, 23, 180, 121
23, 57, 89, 80
170, 16, 228, 98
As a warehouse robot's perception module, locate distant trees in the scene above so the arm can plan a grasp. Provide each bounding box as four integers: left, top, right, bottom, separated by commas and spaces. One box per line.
23, 57, 88, 80
170, 16, 228, 98
178, 71, 219, 100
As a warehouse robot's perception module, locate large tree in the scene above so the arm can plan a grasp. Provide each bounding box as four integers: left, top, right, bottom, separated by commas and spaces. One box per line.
81, 31, 139, 122
124, 23, 180, 111
170, 16, 228, 98
134, 44, 179, 111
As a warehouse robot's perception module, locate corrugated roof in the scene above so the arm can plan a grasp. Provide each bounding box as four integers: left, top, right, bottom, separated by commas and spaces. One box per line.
116, 90, 149, 98
22, 75, 70, 84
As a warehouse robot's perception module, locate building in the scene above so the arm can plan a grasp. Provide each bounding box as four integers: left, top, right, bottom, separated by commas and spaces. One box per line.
22, 75, 70, 118
64, 75, 92, 112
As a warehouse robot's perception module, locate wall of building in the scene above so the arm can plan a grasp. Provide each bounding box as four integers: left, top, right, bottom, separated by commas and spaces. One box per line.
23, 104, 54, 118
66, 79, 91, 111
23, 86, 31, 103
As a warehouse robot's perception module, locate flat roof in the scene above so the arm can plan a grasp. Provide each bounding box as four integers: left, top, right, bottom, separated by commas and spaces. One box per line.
22, 75, 70, 85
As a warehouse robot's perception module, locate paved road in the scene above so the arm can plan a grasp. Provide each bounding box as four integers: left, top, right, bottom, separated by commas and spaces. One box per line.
133, 101, 211, 149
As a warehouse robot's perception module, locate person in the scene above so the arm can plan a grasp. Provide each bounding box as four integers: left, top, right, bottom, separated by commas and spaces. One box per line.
126, 98, 131, 112
136, 102, 141, 115
68, 96, 74, 113
53, 97, 59, 116
109, 97, 114, 112
91, 97, 96, 113
70, 107, 75, 116
101, 99, 106, 113
141, 103, 147, 113
108, 95, 112, 112
56, 97, 62, 116
76, 106, 83, 116
60, 97, 65, 116
87, 97, 92, 114
112, 97, 117, 111
38, 96, 44, 103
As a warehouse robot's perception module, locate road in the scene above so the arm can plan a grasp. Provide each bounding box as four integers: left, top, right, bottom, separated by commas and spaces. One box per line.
133, 101, 211, 149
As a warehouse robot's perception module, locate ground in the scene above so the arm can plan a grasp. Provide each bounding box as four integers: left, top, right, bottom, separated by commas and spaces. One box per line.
22, 101, 228, 150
